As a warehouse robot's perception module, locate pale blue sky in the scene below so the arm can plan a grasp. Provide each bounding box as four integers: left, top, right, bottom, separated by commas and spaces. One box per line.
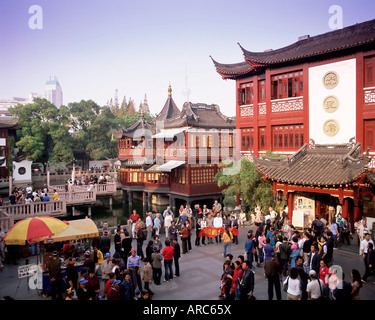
0, 0, 374, 116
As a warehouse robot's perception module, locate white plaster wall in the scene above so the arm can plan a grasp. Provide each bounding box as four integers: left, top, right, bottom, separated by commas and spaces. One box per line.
308, 58, 356, 144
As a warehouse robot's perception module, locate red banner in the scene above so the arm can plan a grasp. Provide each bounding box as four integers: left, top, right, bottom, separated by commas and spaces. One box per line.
229, 227, 239, 236
199, 227, 224, 238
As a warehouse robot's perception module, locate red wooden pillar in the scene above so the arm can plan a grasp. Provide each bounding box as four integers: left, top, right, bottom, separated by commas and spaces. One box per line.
288, 192, 293, 221
342, 198, 349, 219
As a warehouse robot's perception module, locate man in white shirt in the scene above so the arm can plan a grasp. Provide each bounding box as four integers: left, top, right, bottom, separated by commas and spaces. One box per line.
213, 213, 223, 244
26, 184, 33, 195
360, 233, 374, 257
306, 270, 324, 300
145, 212, 153, 241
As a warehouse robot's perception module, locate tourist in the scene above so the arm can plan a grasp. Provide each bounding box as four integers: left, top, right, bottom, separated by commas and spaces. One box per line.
136, 225, 145, 259
357, 218, 370, 254
120, 272, 135, 300
275, 235, 283, 262
239, 260, 255, 300
222, 214, 230, 229
146, 212, 153, 241
180, 223, 189, 254
104, 273, 116, 296
306, 270, 324, 300
99, 230, 111, 256
121, 231, 132, 264
146, 240, 154, 263
332, 272, 352, 300
279, 236, 291, 277
202, 205, 210, 216
86, 270, 100, 300
162, 239, 174, 282
129, 210, 140, 238
230, 216, 239, 244
185, 220, 193, 251
83, 250, 95, 273
127, 248, 142, 276
195, 218, 202, 246
114, 228, 122, 255
200, 216, 207, 245
311, 215, 324, 238
351, 269, 362, 300
220, 261, 233, 300
224, 254, 235, 271
164, 211, 173, 238
289, 236, 300, 269
168, 220, 178, 241
227, 260, 243, 300
53, 189, 59, 201
172, 238, 181, 277
362, 242, 375, 283
213, 200, 222, 216
308, 243, 321, 274
244, 232, 254, 268
325, 231, 334, 266
266, 227, 277, 247
296, 256, 309, 300
238, 210, 246, 228
222, 227, 233, 258
90, 246, 103, 274
65, 257, 78, 292
139, 289, 152, 301
341, 218, 351, 246
263, 238, 274, 261
127, 263, 141, 294
214, 213, 223, 244
283, 267, 301, 300
151, 247, 162, 285
319, 260, 331, 299
113, 252, 125, 270
264, 252, 282, 300
163, 206, 174, 219
302, 232, 313, 263
101, 253, 112, 287
360, 233, 374, 261
206, 213, 214, 244
77, 278, 92, 301
153, 213, 161, 237
48, 251, 62, 300
106, 279, 121, 300
141, 258, 154, 296
257, 229, 266, 266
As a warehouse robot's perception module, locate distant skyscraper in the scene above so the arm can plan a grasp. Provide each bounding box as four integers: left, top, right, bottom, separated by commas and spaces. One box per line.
44, 76, 63, 108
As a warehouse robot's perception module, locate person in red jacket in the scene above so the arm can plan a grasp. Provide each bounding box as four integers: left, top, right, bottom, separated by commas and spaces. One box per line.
319, 260, 331, 300
106, 279, 121, 300
86, 270, 100, 300
162, 239, 175, 282
227, 260, 243, 300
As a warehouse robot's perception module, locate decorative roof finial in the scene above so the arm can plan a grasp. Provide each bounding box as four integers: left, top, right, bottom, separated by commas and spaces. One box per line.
168, 83, 172, 96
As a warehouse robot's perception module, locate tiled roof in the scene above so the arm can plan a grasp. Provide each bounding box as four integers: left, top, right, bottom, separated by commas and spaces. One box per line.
163, 102, 235, 129
153, 94, 181, 123
116, 114, 156, 139
253, 142, 370, 186
212, 18, 375, 78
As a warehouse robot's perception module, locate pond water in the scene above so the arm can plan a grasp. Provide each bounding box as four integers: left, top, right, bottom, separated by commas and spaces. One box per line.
65, 191, 166, 229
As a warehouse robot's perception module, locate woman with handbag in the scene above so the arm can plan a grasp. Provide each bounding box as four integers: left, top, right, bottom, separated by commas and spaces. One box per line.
283, 267, 301, 300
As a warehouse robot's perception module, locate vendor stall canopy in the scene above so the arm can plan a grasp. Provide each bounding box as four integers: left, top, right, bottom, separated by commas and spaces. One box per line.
44, 218, 99, 243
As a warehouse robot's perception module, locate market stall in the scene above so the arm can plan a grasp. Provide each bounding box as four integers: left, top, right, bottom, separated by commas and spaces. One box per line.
42, 218, 99, 295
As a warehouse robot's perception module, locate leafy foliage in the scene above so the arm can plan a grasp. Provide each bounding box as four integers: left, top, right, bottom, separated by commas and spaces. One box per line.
215, 154, 284, 213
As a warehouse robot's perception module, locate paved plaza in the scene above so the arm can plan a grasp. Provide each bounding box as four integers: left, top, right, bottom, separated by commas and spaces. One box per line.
0, 222, 374, 301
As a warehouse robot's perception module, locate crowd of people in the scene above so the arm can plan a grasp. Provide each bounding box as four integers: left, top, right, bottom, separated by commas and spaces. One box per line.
30, 203, 375, 301
69, 173, 112, 188
7, 185, 55, 205
218, 207, 374, 301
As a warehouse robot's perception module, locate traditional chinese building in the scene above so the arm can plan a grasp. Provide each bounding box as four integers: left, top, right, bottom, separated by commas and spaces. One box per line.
0, 117, 18, 180
114, 85, 236, 210
211, 18, 375, 228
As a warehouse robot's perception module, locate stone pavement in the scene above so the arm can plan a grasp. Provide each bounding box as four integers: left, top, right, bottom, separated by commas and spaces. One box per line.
0, 224, 374, 300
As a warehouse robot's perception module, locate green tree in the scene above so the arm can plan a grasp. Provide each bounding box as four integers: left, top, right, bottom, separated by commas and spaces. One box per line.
9, 98, 74, 164
215, 152, 284, 213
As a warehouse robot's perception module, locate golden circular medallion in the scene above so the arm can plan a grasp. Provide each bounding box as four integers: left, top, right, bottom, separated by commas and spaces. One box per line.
322, 71, 339, 89
323, 119, 340, 137
323, 95, 339, 113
